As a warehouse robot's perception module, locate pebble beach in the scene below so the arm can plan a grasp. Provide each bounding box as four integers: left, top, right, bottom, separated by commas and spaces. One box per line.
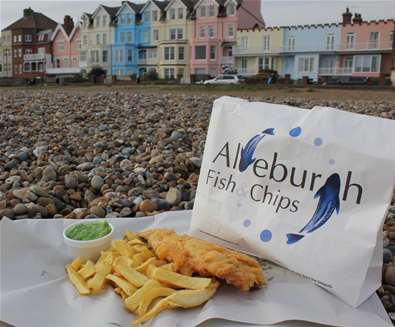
0, 87, 394, 322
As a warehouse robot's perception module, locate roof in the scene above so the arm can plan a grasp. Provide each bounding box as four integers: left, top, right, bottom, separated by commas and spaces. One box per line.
237, 0, 265, 29
2, 11, 57, 32
102, 5, 121, 18
153, 0, 170, 10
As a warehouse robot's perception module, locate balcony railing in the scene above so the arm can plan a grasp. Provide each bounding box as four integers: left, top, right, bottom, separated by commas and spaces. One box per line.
23, 53, 51, 62
319, 67, 353, 76
234, 47, 281, 56
338, 41, 392, 51
221, 56, 234, 65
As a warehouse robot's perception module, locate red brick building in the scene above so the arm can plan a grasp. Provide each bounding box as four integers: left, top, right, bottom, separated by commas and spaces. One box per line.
2, 8, 57, 80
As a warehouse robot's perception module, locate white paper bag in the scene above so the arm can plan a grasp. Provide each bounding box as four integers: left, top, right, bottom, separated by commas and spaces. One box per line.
191, 96, 395, 307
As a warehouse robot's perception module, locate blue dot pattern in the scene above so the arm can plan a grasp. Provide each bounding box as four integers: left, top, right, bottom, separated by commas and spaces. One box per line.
260, 230, 272, 242
314, 137, 323, 146
243, 219, 251, 227
289, 127, 302, 137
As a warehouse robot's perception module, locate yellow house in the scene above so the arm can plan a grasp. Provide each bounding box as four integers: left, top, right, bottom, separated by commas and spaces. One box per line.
157, 0, 195, 83
234, 26, 283, 75
0, 30, 13, 77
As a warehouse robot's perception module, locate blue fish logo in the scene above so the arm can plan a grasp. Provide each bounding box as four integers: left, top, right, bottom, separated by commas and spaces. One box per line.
239, 128, 275, 172
286, 173, 341, 244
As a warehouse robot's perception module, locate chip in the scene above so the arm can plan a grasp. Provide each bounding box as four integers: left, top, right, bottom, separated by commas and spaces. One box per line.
113, 257, 148, 287
78, 260, 95, 279
66, 264, 90, 295
106, 274, 137, 296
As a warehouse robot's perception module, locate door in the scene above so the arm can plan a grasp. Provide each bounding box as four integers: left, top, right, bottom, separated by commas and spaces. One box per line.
344, 57, 353, 74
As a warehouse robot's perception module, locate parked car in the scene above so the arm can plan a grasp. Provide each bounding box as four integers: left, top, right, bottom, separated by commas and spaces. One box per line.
329, 76, 368, 85
204, 75, 241, 85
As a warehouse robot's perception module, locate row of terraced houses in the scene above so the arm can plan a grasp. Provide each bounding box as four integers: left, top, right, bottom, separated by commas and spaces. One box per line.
1, 2, 394, 84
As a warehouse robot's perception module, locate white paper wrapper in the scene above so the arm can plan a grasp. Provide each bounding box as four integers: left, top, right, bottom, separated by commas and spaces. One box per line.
0, 211, 392, 327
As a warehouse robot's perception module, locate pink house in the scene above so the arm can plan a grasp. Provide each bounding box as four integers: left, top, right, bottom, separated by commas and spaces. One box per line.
190, 0, 264, 79
339, 10, 394, 78
48, 15, 81, 76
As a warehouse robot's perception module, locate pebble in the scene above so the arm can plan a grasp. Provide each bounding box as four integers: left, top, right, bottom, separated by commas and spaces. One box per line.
42, 166, 57, 182
166, 188, 182, 206
0, 208, 15, 218
90, 206, 106, 218
385, 266, 395, 286
64, 174, 79, 189
14, 203, 28, 215
120, 159, 133, 171
139, 199, 157, 212
91, 175, 104, 190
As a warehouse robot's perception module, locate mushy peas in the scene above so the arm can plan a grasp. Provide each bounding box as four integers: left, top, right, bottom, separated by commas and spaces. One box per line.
66, 221, 112, 241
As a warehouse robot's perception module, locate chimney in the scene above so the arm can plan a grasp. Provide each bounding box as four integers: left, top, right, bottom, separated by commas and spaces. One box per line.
353, 13, 363, 24
23, 7, 34, 17
63, 15, 74, 35
342, 7, 352, 25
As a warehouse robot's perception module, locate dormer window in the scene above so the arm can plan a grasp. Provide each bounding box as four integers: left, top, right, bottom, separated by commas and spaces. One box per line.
143, 11, 151, 22
208, 5, 215, 16
102, 16, 107, 26
127, 14, 132, 24
96, 16, 101, 27
200, 5, 206, 17
169, 8, 176, 20
152, 10, 158, 21
227, 3, 236, 15
178, 8, 184, 19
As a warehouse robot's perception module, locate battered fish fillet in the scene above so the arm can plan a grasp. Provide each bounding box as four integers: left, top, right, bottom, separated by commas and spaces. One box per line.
139, 229, 265, 291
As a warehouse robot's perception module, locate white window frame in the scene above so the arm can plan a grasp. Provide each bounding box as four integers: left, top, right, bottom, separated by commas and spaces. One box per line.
200, 5, 206, 17
346, 33, 355, 49
169, 8, 176, 20
298, 56, 315, 73
263, 35, 271, 51
199, 26, 205, 38
288, 36, 295, 51
326, 34, 335, 50
240, 36, 248, 49
153, 29, 159, 41
208, 26, 214, 38
354, 55, 381, 73
208, 5, 215, 16
178, 8, 184, 19
227, 25, 235, 38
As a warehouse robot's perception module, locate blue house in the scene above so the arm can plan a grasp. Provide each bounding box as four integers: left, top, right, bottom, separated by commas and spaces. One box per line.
281, 24, 341, 82
112, 2, 144, 78
136, 1, 154, 76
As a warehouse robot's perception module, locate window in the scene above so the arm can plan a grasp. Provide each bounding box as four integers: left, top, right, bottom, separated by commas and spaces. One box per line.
125, 31, 131, 43
25, 48, 32, 54
241, 36, 248, 49
143, 11, 150, 22
199, 26, 205, 38
18, 48, 22, 57
120, 15, 125, 25
208, 26, 214, 38
24, 62, 31, 72
208, 5, 215, 16
178, 68, 184, 78
169, 8, 175, 19
346, 33, 355, 49
127, 49, 132, 62
102, 33, 107, 45
149, 49, 157, 59
152, 10, 158, 21
209, 45, 216, 59
18, 35, 22, 42
228, 25, 235, 37
164, 47, 175, 60
57, 41, 65, 51
227, 3, 236, 15
200, 5, 206, 17
80, 51, 86, 61
369, 32, 379, 48
263, 35, 270, 50
288, 36, 295, 51
170, 29, 177, 40
76, 40, 81, 49
195, 45, 206, 59
19, 64, 22, 73
102, 16, 107, 26
177, 28, 183, 39
178, 8, 184, 19
13, 49, 17, 58
120, 31, 125, 42
13, 35, 16, 43
24, 34, 32, 42
64, 57, 69, 67
96, 16, 101, 27
102, 50, 108, 63
178, 47, 184, 60
96, 34, 100, 45
83, 35, 88, 46
354, 55, 380, 73
153, 29, 159, 41
164, 68, 175, 79
91, 50, 99, 63
127, 14, 132, 24
143, 31, 148, 42
298, 57, 314, 73
241, 57, 247, 70
139, 50, 146, 60
326, 34, 335, 50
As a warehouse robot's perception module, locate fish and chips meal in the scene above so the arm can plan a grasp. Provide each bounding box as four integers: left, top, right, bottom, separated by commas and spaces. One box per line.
65, 228, 265, 325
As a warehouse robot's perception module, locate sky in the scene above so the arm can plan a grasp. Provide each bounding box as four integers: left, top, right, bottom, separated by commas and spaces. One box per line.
0, 0, 394, 31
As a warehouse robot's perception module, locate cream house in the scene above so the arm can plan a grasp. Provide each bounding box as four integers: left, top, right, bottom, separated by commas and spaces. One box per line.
0, 30, 13, 77
80, 5, 119, 76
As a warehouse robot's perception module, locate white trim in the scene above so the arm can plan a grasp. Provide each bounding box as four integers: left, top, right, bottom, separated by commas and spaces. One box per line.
140, 0, 160, 14
224, 0, 238, 7
69, 22, 81, 41
115, 2, 136, 17
165, 0, 187, 11
51, 24, 67, 42
194, 0, 219, 10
